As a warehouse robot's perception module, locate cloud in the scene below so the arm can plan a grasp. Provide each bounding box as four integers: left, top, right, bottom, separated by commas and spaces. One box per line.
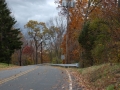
6, 0, 59, 31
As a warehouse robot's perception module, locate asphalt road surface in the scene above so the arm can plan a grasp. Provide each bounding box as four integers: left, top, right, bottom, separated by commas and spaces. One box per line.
0, 65, 70, 90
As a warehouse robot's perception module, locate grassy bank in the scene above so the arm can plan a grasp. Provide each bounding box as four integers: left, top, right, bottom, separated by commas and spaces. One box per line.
0, 63, 18, 70
71, 63, 120, 90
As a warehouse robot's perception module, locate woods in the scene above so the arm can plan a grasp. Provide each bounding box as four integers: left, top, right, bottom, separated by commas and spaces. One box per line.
56, 0, 120, 67
78, 0, 120, 67
0, 1, 120, 90
1, 0, 120, 67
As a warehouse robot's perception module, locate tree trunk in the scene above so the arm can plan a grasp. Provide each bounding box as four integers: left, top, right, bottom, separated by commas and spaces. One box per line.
8, 60, 9, 66
118, 0, 120, 7
35, 39, 38, 64
8, 56, 11, 66
19, 49, 22, 66
40, 41, 43, 64
35, 46, 38, 64
49, 50, 52, 63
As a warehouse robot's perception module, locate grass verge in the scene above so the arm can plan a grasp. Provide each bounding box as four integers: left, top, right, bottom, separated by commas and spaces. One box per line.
0, 63, 19, 71
70, 63, 120, 90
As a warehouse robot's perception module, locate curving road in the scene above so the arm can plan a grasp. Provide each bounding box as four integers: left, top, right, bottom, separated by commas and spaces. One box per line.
0, 65, 70, 90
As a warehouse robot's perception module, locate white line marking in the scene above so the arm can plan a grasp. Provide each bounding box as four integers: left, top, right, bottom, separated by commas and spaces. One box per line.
66, 70, 72, 90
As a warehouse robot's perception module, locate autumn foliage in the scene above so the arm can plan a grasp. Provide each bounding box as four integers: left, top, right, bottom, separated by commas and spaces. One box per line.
56, 0, 120, 66
22, 46, 34, 56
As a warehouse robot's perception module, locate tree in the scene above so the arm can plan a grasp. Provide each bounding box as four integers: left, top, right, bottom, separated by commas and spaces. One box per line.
55, 0, 102, 64
78, 0, 120, 66
11, 33, 28, 66
18, 33, 28, 66
56, 0, 120, 66
118, 0, 120, 7
25, 20, 48, 64
0, 0, 22, 65
46, 17, 65, 63
22, 45, 34, 65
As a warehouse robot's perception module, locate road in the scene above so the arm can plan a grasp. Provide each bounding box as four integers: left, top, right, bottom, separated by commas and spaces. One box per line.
0, 65, 70, 90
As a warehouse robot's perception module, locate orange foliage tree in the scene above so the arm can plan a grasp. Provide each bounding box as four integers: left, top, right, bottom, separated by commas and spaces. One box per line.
56, 0, 120, 65
56, 0, 101, 63
22, 45, 34, 65
56, 0, 88, 63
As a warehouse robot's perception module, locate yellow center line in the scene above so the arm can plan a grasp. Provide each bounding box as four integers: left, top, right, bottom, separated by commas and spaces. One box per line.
0, 66, 39, 85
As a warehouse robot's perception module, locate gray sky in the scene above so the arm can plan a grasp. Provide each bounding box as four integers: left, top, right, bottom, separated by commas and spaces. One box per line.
6, 0, 59, 30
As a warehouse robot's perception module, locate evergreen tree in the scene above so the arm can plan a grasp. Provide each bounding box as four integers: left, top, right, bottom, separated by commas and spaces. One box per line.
0, 0, 22, 64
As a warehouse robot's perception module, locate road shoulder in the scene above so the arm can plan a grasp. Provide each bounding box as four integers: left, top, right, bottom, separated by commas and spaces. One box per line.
67, 68, 83, 90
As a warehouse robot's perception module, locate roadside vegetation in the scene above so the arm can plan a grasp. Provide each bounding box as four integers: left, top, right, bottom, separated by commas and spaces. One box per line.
0, 0, 119, 89
56, 1, 120, 89
70, 63, 120, 90
1, 0, 120, 67
0, 63, 18, 71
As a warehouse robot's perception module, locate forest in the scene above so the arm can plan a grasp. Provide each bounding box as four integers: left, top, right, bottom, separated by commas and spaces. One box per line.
0, 0, 120, 67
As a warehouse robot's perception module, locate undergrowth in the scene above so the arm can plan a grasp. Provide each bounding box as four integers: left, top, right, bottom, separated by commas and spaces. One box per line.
0, 63, 16, 69
78, 63, 120, 90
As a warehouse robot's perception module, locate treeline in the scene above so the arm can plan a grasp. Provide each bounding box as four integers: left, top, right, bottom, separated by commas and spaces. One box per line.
20, 18, 65, 65
78, 0, 120, 67
1, 0, 120, 67
0, 0, 66, 66
56, 0, 120, 67
12, 17, 65, 65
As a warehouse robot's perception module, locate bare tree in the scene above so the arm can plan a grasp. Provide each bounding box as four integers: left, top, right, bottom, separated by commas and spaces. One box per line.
46, 16, 66, 63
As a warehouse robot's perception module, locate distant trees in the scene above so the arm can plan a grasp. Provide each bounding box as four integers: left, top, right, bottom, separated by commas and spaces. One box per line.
18, 33, 28, 66
46, 17, 65, 63
25, 20, 49, 64
11, 39, 35, 66
0, 0, 22, 65
23, 16, 65, 64
22, 45, 34, 65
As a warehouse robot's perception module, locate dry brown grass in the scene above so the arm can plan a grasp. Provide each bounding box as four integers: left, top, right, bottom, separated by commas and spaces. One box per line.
69, 63, 120, 90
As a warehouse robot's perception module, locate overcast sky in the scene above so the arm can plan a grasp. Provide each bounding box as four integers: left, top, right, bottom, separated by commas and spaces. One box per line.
6, 0, 59, 30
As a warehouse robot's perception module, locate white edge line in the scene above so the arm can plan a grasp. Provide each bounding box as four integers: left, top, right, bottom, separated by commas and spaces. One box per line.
66, 70, 72, 90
